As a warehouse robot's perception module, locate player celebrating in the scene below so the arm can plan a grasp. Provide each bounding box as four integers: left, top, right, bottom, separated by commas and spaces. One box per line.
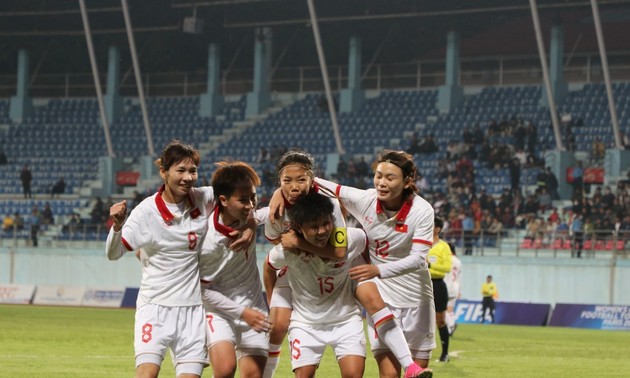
106, 140, 253, 378
265, 191, 367, 378
199, 161, 270, 378
265, 150, 427, 378
444, 243, 462, 336
311, 149, 436, 377
263, 150, 348, 377
427, 216, 452, 362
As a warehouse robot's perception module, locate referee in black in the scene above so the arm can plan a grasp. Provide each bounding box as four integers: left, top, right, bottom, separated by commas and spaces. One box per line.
427, 216, 453, 362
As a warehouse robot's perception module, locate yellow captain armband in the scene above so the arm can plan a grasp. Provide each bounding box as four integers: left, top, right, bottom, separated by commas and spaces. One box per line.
330, 227, 348, 247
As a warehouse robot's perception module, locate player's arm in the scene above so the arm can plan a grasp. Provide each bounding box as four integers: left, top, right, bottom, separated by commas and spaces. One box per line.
105, 200, 130, 261
267, 188, 285, 224
263, 252, 281, 305
201, 285, 270, 333
279, 229, 346, 260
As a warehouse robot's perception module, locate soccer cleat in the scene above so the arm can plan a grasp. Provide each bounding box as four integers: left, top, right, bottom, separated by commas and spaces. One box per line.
404, 362, 433, 378
437, 354, 449, 363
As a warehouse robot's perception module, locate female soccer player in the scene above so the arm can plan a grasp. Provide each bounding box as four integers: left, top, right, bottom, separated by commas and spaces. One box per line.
266, 150, 429, 378
266, 191, 367, 378
311, 149, 436, 377
106, 140, 253, 378
263, 150, 348, 377
199, 161, 270, 378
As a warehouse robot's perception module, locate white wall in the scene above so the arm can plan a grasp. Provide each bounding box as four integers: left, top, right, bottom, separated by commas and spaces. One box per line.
2, 246, 629, 306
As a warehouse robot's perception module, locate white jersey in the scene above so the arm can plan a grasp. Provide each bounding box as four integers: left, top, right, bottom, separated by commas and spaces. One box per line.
106, 185, 214, 307
316, 178, 434, 308
444, 254, 462, 299
199, 207, 267, 317
267, 227, 367, 325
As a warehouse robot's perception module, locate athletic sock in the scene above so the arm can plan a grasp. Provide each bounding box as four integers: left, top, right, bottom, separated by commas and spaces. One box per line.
262, 343, 281, 378
372, 307, 414, 369
445, 311, 455, 334
438, 325, 450, 357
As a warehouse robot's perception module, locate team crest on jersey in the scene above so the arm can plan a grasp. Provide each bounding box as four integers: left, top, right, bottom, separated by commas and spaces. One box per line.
364, 216, 374, 226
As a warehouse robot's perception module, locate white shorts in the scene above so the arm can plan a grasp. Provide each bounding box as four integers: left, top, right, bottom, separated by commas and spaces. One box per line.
288, 318, 366, 370
367, 304, 436, 360
134, 303, 208, 372
206, 312, 269, 358
269, 274, 292, 309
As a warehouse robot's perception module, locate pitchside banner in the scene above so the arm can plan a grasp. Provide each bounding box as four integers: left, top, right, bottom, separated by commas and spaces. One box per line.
82, 287, 126, 308
0, 284, 36, 304
33, 285, 85, 306
549, 304, 630, 330
454, 300, 551, 326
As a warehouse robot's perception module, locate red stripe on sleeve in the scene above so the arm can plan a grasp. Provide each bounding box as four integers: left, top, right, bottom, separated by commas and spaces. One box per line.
121, 237, 134, 251
412, 238, 433, 246
335, 185, 342, 197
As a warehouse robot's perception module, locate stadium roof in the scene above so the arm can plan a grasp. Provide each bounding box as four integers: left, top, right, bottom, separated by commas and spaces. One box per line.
0, 0, 629, 78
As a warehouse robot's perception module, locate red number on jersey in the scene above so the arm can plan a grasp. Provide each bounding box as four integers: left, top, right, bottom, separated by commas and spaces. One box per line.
141, 323, 153, 343
375, 239, 390, 257
290, 339, 301, 360
317, 276, 334, 295
188, 232, 198, 250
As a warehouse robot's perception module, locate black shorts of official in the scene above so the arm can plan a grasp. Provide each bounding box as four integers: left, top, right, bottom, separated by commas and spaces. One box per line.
482, 296, 495, 310
432, 278, 448, 313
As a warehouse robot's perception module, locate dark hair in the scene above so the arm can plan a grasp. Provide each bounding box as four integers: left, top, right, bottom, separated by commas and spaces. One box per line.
448, 242, 457, 255
155, 140, 200, 170
211, 161, 261, 199
434, 215, 444, 230
287, 190, 334, 230
276, 149, 315, 178
376, 149, 418, 196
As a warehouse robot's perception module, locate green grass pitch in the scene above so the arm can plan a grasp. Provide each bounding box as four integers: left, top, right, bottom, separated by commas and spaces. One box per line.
1, 304, 629, 377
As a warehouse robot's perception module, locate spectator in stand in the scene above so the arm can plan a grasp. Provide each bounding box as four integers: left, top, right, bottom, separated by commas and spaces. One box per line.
545, 167, 560, 200
601, 186, 615, 209
2, 214, 14, 232
418, 134, 439, 154
537, 187, 552, 212
356, 156, 370, 178
0, 149, 7, 165
547, 208, 560, 224
523, 194, 539, 215
508, 158, 521, 196
41, 203, 55, 226
406, 132, 419, 154
485, 216, 504, 247
51, 177, 66, 198
64, 213, 84, 236
591, 137, 605, 162
462, 210, 475, 255
13, 212, 24, 231
90, 197, 105, 227
29, 206, 41, 247
571, 161, 584, 197
20, 164, 33, 199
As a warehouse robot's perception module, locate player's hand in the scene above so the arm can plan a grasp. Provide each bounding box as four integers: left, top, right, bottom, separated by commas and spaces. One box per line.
109, 200, 127, 232
228, 219, 256, 252
349, 264, 380, 282
241, 308, 271, 333
267, 188, 285, 224
280, 230, 300, 250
